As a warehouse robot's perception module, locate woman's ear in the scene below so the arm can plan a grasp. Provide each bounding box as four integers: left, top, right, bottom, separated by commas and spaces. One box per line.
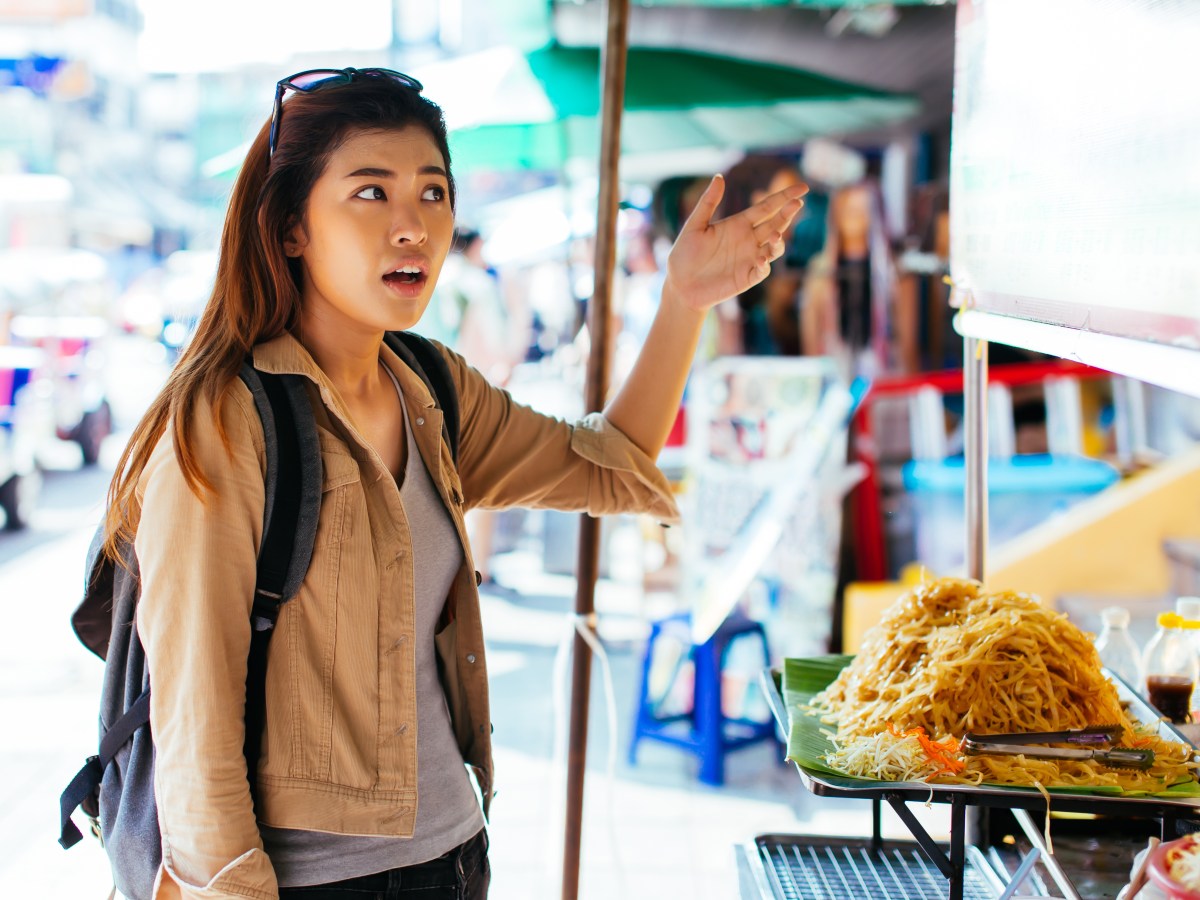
283, 224, 307, 258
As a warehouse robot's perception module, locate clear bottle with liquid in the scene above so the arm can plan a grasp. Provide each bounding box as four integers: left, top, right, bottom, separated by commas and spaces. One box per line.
1175, 596, 1200, 712
1142, 611, 1200, 724
1094, 606, 1142, 690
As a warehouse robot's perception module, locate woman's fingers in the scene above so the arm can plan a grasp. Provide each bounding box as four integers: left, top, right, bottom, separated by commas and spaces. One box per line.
751, 197, 804, 244
682, 174, 726, 233
752, 220, 782, 246
747, 184, 808, 227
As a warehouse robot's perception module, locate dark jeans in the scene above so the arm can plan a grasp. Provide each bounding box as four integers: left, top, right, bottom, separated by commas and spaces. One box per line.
278, 829, 490, 900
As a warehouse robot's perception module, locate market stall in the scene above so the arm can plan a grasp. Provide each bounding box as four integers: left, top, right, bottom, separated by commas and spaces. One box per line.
738, 0, 1200, 896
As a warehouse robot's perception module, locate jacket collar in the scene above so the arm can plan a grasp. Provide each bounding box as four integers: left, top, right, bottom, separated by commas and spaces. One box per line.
252, 331, 437, 412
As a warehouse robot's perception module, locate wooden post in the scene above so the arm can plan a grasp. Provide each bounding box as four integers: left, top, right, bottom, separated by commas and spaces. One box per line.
561, 0, 630, 897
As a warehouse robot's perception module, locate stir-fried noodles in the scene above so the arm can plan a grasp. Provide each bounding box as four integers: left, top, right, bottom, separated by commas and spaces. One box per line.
809, 578, 1197, 791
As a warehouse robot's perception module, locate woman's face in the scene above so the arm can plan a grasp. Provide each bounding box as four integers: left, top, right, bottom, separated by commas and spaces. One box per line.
287, 125, 454, 336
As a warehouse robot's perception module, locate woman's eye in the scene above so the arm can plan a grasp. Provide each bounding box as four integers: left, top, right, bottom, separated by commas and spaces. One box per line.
354, 186, 386, 201
422, 185, 446, 202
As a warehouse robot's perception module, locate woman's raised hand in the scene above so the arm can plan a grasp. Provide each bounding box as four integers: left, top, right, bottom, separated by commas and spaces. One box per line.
664, 174, 808, 312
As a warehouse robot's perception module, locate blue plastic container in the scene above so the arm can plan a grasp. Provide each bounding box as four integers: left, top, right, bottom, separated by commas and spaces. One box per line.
902, 454, 1121, 575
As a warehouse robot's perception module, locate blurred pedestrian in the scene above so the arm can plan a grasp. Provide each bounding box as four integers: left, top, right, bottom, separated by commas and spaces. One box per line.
96, 67, 805, 899
802, 180, 915, 376
435, 228, 526, 586
430, 228, 523, 386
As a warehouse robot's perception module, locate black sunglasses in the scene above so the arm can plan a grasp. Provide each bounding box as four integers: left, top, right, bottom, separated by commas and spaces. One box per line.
268, 67, 425, 158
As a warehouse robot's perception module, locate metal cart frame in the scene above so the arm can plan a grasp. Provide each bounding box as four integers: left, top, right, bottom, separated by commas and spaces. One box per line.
761, 667, 1200, 900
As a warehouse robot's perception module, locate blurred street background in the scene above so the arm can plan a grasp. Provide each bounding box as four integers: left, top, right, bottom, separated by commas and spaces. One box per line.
4, 0, 1200, 898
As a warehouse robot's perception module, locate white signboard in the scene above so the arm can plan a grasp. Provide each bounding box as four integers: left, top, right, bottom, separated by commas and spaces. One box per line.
950, 0, 1200, 351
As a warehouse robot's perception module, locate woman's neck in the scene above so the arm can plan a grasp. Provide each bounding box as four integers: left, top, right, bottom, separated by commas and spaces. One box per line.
296, 315, 385, 404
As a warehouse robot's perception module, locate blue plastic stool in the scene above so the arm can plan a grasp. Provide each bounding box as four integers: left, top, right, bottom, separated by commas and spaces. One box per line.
628, 611, 777, 786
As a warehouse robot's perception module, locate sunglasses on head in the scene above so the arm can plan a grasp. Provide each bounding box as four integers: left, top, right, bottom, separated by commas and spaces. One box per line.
268, 67, 425, 158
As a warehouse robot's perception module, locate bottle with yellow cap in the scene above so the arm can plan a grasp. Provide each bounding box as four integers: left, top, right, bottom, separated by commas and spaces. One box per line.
1142, 611, 1200, 724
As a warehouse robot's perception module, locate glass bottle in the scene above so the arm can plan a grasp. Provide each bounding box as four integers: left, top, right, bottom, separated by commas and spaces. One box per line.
1142, 611, 1200, 724
1094, 606, 1142, 690
1175, 597, 1200, 711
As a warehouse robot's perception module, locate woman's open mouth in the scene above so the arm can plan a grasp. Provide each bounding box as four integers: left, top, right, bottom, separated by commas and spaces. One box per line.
384, 265, 426, 285
383, 265, 427, 296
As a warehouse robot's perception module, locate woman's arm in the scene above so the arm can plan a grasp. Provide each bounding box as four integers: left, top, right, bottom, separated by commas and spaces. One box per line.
135, 388, 279, 898
604, 174, 807, 458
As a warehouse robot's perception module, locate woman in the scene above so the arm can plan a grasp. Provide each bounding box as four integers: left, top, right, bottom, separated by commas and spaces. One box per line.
106, 67, 805, 899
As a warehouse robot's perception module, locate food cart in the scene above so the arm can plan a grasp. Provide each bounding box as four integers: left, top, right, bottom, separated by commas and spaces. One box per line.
737, 0, 1200, 896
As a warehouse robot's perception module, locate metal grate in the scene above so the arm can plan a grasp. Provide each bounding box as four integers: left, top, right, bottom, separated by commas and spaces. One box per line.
755, 836, 1007, 900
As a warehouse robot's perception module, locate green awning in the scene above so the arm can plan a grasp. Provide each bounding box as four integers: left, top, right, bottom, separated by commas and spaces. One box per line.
435, 44, 919, 172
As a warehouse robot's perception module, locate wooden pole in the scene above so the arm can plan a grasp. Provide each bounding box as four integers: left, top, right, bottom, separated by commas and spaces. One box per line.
561, 0, 630, 897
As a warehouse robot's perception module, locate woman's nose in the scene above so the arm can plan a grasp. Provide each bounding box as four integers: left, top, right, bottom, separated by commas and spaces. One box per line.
390, 206, 427, 245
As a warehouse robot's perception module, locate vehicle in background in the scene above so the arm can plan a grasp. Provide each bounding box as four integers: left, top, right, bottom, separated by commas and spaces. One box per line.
0, 345, 44, 529
8, 314, 114, 468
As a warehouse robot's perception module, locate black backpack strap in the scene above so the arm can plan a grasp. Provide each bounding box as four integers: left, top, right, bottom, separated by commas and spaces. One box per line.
238, 364, 322, 805
60, 366, 322, 848
384, 331, 460, 464
59, 688, 152, 848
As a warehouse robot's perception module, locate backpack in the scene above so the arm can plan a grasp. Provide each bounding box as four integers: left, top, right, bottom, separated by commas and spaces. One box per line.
58, 332, 459, 900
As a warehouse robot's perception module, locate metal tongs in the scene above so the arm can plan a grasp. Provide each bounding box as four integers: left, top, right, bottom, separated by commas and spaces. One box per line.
962, 725, 1155, 770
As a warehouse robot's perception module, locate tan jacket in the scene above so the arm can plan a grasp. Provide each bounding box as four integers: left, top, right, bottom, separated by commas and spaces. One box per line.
134, 333, 679, 899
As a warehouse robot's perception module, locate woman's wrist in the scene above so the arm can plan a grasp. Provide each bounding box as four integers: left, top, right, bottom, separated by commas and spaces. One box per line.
659, 276, 710, 325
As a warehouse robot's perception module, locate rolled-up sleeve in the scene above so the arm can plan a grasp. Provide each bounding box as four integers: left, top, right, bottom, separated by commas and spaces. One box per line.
447, 347, 679, 524
568, 413, 680, 523
135, 387, 279, 899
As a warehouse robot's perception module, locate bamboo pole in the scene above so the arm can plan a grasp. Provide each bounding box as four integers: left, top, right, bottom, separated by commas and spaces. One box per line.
561, 0, 630, 897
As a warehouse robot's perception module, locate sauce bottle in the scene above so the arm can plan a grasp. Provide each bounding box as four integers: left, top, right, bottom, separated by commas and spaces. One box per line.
1175, 597, 1200, 712
1142, 611, 1200, 724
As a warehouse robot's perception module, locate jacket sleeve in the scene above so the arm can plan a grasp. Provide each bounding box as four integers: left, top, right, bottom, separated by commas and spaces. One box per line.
445, 346, 680, 524
135, 386, 279, 900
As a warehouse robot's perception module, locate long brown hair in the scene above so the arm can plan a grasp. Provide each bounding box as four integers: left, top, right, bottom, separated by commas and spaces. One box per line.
103, 74, 455, 559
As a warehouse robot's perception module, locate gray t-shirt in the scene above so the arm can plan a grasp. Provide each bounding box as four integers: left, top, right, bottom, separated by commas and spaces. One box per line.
262, 367, 485, 886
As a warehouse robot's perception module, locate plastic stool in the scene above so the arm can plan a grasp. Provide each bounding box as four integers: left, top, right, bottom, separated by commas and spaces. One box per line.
628, 611, 777, 786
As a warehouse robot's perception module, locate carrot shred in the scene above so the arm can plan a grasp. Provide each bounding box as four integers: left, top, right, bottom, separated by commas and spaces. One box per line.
887, 721, 965, 779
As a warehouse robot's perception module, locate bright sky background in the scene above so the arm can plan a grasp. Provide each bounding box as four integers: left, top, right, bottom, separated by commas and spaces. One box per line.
137, 0, 393, 73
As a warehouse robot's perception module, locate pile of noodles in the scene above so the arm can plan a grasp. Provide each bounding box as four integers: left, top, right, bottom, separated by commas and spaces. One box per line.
809, 578, 1197, 792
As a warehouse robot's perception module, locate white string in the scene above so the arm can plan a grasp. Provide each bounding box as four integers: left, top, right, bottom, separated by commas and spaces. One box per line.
548, 611, 629, 899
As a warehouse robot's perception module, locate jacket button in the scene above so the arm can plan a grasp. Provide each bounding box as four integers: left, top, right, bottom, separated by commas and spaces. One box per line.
466, 654, 476, 664
415, 417, 425, 426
